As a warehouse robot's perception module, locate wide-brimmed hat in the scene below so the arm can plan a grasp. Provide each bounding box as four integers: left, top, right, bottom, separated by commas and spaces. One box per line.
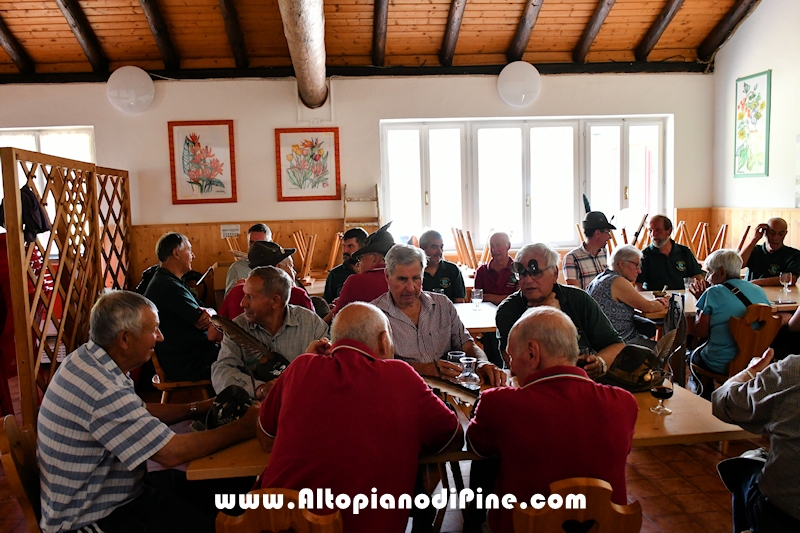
582, 211, 616, 233
248, 241, 296, 269
351, 222, 395, 260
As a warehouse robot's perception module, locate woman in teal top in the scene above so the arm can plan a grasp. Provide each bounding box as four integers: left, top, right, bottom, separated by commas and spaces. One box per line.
689, 249, 771, 375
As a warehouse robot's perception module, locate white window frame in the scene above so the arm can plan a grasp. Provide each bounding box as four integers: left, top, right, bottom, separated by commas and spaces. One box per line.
381, 116, 667, 249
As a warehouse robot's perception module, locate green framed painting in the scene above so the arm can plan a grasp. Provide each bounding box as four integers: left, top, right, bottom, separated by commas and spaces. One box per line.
734, 70, 771, 177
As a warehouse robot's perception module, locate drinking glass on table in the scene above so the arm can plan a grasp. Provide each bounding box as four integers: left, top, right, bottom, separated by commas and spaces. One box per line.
472, 289, 483, 309
780, 272, 792, 295
446, 350, 465, 369
457, 357, 481, 390
649, 369, 674, 415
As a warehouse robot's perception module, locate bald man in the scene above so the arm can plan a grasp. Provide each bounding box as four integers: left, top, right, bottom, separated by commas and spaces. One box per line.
257, 302, 462, 533
741, 217, 800, 286
466, 307, 637, 533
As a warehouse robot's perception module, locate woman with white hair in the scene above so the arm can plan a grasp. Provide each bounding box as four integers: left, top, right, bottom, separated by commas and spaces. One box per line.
587, 244, 669, 349
688, 249, 771, 381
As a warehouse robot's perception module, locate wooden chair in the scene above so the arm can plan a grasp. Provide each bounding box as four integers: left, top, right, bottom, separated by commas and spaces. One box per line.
0, 415, 41, 533
737, 225, 751, 253
513, 478, 641, 533
691, 304, 782, 386
710, 224, 728, 252
326, 232, 343, 272
151, 352, 213, 404
216, 488, 343, 533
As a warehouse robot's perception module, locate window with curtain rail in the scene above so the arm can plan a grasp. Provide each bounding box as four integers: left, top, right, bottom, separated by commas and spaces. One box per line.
380, 117, 667, 250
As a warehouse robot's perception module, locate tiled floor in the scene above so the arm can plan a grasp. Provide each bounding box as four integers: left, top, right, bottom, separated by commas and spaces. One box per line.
1, 373, 767, 533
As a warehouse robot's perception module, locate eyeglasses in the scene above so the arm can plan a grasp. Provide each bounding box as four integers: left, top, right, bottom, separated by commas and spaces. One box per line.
511, 260, 552, 281
623, 259, 641, 269
600, 229, 612, 234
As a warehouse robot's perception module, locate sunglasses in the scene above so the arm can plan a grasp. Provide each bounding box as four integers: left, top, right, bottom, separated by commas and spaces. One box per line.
511, 259, 552, 281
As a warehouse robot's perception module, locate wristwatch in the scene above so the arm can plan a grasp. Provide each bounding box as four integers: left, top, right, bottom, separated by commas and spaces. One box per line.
189, 401, 198, 419
598, 357, 608, 375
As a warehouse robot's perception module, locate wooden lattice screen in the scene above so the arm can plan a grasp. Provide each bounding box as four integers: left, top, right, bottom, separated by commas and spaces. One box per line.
1, 148, 131, 427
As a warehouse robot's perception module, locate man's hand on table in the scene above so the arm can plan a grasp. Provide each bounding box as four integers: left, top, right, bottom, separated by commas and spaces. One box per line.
477, 362, 507, 387
581, 354, 606, 380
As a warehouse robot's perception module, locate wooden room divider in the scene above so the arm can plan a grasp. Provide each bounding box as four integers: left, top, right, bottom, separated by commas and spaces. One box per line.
1, 148, 131, 428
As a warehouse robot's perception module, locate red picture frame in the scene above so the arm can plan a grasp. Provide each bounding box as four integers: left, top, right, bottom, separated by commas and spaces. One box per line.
275, 127, 341, 202
169, 120, 237, 205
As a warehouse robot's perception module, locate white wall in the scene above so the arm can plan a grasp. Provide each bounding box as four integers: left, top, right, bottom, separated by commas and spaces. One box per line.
713, 0, 800, 207
0, 71, 713, 225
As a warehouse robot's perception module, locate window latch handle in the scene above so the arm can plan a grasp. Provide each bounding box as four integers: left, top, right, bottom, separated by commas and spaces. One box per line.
425, 191, 429, 205
526, 194, 530, 207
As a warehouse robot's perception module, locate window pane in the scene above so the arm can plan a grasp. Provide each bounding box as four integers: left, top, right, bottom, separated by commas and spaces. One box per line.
428, 129, 461, 249
589, 125, 621, 215
387, 129, 422, 243
477, 128, 523, 244
628, 125, 660, 215
530, 127, 575, 243
39, 130, 94, 163
0, 133, 37, 199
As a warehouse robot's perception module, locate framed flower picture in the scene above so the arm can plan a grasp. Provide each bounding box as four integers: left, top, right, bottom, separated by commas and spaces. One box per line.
734, 70, 771, 178
275, 127, 341, 201
169, 120, 237, 204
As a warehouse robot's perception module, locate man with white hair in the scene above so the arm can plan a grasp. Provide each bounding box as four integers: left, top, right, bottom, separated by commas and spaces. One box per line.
466, 307, 638, 533
257, 302, 462, 533
495, 243, 625, 379
474, 231, 518, 305
38, 290, 258, 533
373, 244, 506, 386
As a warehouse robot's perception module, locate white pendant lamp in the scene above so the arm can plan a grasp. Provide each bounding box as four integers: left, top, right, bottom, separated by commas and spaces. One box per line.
497, 61, 542, 107
107, 66, 155, 114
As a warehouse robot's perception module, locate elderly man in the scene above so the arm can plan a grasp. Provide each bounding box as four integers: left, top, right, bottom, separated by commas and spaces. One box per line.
329, 222, 395, 319
220, 241, 313, 317
474, 231, 518, 305
144, 232, 221, 382
257, 302, 462, 533
225, 223, 272, 295
211, 266, 328, 400
373, 244, 506, 386
712, 348, 800, 532
38, 290, 257, 533
466, 307, 638, 533
420, 229, 466, 303
323, 227, 368, 304
740, 217, 800, 286
495, 243, 625, 379
564, 211, 614, 289
636, 214, 703, 291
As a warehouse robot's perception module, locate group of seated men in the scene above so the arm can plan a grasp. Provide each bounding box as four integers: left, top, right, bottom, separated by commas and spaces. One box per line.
34, 214, 800, 533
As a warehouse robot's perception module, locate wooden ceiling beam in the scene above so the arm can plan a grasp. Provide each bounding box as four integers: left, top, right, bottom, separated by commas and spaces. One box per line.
278, 0, 327, 108
219, 0, 248, 69
697, 0, 760, 62
0, 15, 34, 74
54, 0, 108, 72
372, 0, 389, 66
506, 0, 544, 63
573, 0, 616, 64
635, 0, 684, 62
137, 0, 180, 71
439, 0, 467, 67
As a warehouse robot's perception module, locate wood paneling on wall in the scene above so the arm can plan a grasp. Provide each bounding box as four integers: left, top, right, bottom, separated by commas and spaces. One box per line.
675, 208, 800, 251
130, 219, 344, 286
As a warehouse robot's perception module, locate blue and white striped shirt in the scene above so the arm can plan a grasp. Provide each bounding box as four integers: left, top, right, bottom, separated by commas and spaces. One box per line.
37, 340, 174, 532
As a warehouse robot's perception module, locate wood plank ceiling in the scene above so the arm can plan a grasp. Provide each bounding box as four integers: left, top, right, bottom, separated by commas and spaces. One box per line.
0, 0, 761, 85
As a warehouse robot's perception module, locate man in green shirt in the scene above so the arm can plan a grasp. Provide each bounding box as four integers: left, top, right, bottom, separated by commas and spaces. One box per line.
740, 217, 800, 286
636, 215, 704, 291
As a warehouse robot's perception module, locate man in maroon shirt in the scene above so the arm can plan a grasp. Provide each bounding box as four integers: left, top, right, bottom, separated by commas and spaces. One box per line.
258, 302, 462, 533
474, 231, 518, 304
466, 306, 638, 533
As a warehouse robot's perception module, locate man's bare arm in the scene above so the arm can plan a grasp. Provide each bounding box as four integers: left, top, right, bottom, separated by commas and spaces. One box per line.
740, 223, 768, 267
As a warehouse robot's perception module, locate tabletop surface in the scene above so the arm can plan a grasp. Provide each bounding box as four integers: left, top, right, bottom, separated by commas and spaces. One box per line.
185, 383, 754, 481
641, 285, 797, 319
454, 302, 497, 334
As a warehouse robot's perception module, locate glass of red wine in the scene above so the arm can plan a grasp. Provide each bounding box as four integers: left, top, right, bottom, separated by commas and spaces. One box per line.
650, 369, 674, 415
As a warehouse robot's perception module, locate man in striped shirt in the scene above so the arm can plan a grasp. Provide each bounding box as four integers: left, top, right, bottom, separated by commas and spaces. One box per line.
37, 290, 258, 533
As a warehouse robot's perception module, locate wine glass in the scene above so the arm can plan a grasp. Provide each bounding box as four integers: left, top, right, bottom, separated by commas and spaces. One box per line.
472, 289, 483, 310
780, 272, 792, 295
649, 369, 674, 415
457, 357, 481, 390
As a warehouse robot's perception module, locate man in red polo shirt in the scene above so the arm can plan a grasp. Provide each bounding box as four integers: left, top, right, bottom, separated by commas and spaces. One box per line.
466, 306, 637, 533
474, 231, 518, 305
326, 222, 395, 322
257, 302, 462, 533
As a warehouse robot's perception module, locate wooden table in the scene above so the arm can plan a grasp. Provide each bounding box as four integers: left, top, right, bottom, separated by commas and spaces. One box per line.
186, 384, 754, 480
640, 286, 797, 319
